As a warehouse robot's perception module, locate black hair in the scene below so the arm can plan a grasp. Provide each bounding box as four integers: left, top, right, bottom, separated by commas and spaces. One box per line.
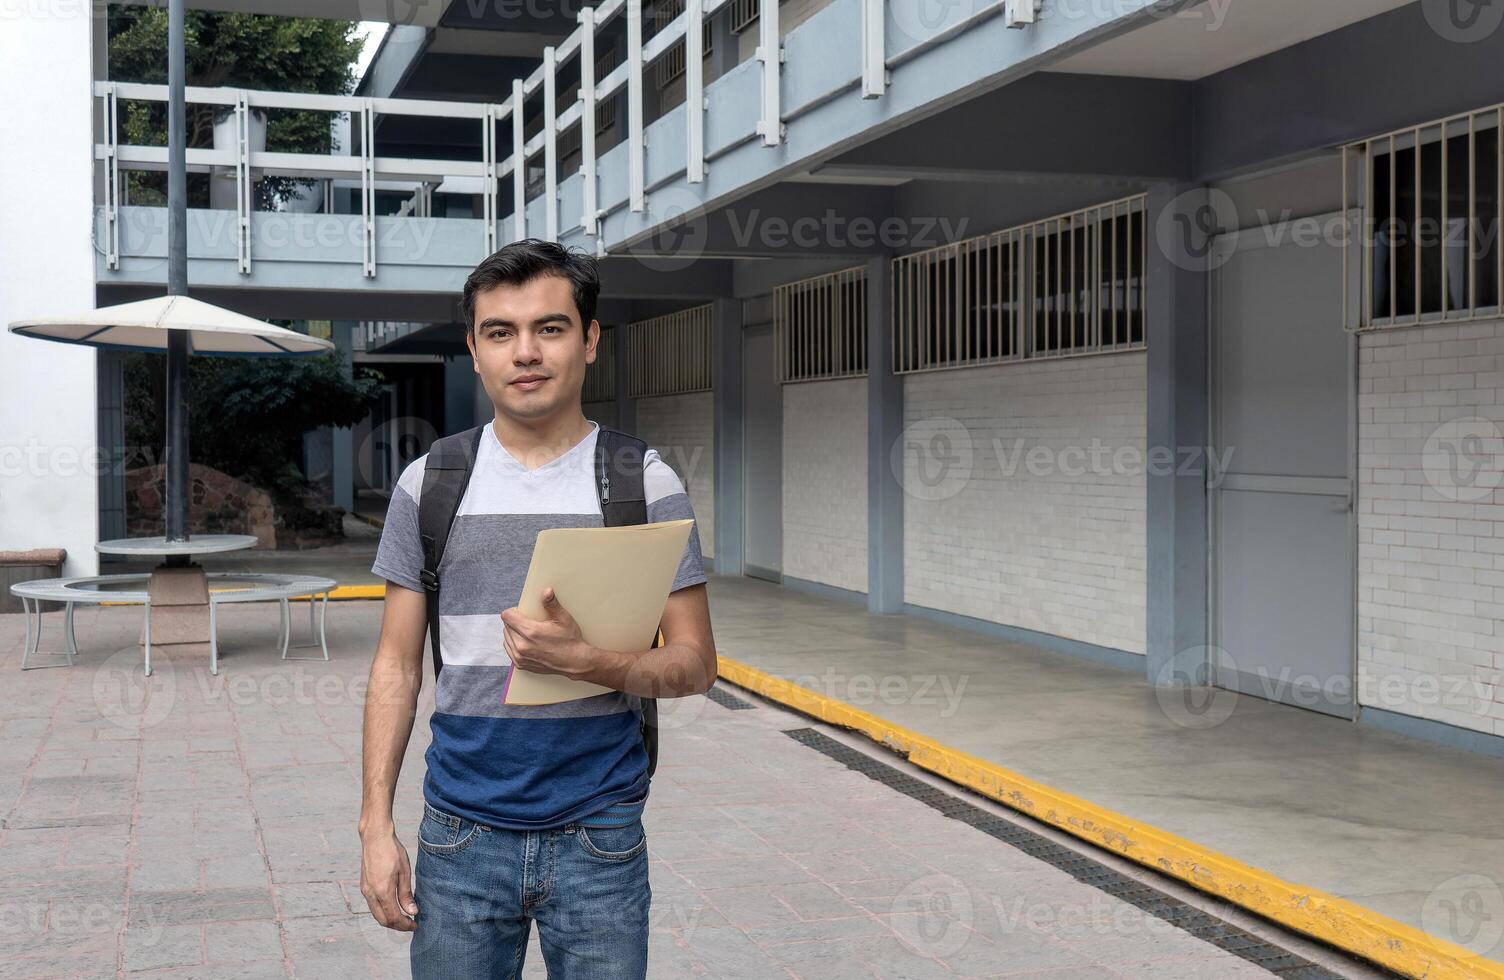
461, 239, 601, 335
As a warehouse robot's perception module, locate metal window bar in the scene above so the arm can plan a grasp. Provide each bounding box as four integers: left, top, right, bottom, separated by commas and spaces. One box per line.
773, 266, 868, 383
1344, 102, 1504, 330
892, 193, 1146, 375
583, 326, 617, 402
628, 305, 713, 397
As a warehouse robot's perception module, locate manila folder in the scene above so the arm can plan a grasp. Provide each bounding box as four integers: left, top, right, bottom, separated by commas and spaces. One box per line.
502, 518, 695, 706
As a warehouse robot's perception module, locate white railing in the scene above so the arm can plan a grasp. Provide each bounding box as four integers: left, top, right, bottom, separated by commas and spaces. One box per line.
96, 0, 1046, 277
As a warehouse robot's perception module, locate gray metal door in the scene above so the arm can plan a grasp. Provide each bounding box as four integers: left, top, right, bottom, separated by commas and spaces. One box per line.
1209, 221, 1355, 718
742, 322, 782, 581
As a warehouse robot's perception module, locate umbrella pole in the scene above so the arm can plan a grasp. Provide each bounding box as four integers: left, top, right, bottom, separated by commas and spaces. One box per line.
164, 0, 189, 560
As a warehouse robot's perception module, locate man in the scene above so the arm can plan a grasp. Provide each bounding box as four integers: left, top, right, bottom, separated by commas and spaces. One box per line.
358, 239, 717, 979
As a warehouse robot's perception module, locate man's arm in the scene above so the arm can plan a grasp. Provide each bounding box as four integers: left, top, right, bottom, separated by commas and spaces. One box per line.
358, 582, 428, 932
500, 582, 717, 698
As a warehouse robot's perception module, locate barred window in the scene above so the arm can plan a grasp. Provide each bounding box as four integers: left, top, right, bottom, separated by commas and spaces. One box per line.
773, 266, 867, 383
893, 194, 1145, 374
1348, 106, 1502, 327
583, 326, 616, 403
629, 305, 713, 397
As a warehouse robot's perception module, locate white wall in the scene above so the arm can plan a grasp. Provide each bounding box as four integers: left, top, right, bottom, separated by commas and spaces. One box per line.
634, 391, 716, 560
1358, 321, 1504, 736
902, 354, 1148, 655
781, 378, 867, 593
0, 10, 100, 576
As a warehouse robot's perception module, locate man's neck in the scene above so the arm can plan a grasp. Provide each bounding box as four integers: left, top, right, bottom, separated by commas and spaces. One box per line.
489, 409, 595, 471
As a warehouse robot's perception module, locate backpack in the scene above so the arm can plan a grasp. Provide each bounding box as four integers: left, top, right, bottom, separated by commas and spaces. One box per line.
416, 422, 661, 778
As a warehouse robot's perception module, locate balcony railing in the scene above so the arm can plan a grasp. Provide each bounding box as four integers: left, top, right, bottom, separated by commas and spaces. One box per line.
95, 0, 1046, 279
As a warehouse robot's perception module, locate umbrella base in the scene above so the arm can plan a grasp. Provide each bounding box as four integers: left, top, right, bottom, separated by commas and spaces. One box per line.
138, 564, 210, 652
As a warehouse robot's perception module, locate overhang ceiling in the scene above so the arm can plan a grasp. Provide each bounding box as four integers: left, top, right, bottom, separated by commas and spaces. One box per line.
1050, 0, 1418, 80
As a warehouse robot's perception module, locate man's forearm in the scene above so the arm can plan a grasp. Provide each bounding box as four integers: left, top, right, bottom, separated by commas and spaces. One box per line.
579, 641, 716, 698
359, 654, 422, 837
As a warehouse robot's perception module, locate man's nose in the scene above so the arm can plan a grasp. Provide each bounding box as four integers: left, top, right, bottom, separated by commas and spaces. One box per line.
513, 333, 541, 364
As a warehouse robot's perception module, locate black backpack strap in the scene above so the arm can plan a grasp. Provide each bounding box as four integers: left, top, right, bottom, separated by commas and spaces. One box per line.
417, 424, 486, 682
594, 426, 662, 778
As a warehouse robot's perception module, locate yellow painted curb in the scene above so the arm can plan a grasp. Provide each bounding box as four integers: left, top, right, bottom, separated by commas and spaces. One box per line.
714, 655, 1504, 980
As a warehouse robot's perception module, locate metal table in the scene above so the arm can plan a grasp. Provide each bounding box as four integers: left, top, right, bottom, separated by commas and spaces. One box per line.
10, 573, 336, 675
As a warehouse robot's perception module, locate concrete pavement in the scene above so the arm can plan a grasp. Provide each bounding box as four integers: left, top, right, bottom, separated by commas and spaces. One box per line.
0, 597, 1386, 978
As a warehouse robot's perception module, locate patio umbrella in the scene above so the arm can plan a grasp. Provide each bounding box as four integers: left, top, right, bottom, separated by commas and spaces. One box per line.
9, 295, 333, 356
5, 0, 332, 560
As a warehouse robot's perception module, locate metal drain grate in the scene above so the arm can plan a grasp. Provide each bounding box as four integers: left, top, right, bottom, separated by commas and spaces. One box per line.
704, 684, 757, 710
783, 727, 1373, 980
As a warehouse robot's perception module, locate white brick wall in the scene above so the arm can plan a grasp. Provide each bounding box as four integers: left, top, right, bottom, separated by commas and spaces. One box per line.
781, 378, 869, 593
902, 354, 1148, 655
1357, 321, 1504, 736
634, 391, 716, 560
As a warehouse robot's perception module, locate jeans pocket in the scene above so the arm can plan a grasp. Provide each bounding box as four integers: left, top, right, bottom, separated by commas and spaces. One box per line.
577, 817, 647, 861
417, 802, 482, 855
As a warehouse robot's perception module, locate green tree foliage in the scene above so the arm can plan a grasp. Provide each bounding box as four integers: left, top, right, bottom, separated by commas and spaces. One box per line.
124, 351, 386, 496
108, 9, 366, 208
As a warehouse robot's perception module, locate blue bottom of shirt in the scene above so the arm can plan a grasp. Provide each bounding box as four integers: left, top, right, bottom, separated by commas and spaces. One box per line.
423, 709, 650, 830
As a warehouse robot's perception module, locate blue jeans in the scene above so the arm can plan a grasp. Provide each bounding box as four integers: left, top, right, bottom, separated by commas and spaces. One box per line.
409, 796, 651, 980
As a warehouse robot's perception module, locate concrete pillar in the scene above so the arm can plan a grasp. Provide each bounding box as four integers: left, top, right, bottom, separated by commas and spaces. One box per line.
614, 324, 636, 434
331, 322, 355, 511
712, 297, 744, 576
866, 255, 904, 614
444, 352, 478, 436
1144, 183, 1211, 684
0, 9, 100, 576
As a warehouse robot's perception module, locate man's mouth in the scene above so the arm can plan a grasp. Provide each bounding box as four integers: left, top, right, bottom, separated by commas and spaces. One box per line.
511, 374, 549, 391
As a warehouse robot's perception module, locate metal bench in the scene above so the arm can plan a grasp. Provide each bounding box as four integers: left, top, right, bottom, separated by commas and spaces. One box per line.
9, 573, 336, 675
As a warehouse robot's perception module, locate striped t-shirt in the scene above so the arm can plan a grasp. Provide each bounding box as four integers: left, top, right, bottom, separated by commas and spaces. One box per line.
371, 420, 707, 830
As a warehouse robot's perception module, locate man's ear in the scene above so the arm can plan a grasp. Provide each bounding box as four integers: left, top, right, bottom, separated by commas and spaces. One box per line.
465, 324, 479, 372
584, 319, 600, 364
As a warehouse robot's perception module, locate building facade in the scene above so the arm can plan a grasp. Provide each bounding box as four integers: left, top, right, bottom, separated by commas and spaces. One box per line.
6, 0, 1504, 754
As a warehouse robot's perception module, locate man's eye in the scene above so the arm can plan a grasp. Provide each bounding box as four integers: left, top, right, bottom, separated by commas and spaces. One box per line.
542, 326, 561, 334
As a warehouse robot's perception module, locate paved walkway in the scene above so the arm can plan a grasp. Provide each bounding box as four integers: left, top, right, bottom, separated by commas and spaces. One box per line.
705, 576, 1504, 966
1, 598, 1379, 979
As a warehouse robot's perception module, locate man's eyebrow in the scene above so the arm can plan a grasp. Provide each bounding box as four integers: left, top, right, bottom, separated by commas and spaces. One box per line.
476, 313, 574, 331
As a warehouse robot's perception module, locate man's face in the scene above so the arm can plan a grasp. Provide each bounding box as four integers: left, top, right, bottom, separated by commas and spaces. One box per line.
466, 274, 599, 424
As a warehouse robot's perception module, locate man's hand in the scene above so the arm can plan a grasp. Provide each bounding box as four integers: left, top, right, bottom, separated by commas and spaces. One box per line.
360, 828, 418, 932
500, 587, 597, 679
